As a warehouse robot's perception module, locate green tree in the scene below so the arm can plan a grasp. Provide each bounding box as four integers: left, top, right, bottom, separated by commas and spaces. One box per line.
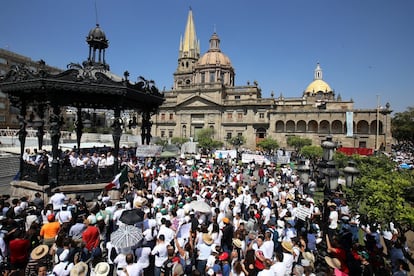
154, 138, 168, 147
346, 155, 414, 228
392, 106, 414, 144
300, 145, 323, 160
287, 136, 312, 152
227, 135, 246, 148
171, 137, 190, 148
256, 137, 279, 154
196, 128, 223, 152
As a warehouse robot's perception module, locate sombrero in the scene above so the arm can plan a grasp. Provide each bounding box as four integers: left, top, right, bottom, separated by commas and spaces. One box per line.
232, 238, 242, 249
30, 245, 49, 260
202, 233, 213, 245
70, 261, 89, 276
325, 256, 341, 269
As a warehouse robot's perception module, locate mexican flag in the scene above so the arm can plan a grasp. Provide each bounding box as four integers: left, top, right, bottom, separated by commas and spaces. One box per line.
105, 167, 129, 190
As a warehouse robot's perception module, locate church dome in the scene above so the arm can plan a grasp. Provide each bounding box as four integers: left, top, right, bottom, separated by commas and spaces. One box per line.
304, 63, 333, 95
305, 79, 332, 94
197, 33, 232, 67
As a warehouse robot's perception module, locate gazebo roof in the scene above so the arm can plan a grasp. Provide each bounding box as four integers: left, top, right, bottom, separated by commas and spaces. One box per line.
0, 62, 164, 112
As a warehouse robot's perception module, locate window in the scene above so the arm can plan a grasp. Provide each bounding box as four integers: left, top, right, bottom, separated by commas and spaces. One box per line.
161, 130, 165, 138
210, 71, 215, 82
169, 114, 173, 120
201, 73, 205, 83
0, 116, 5, 122
237, 113, 243, 119
0, 103, 5, 109
235, 95, 240, 100
161, 113, 165, 120
237, 133, 243, 137
227, 112, 232, 119
259, 113, 265, 119
168, 130, 173, 138
227, 133, 232, 140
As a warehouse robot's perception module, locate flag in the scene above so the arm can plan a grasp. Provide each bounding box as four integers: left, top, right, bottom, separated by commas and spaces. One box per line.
105, 167, 128, 190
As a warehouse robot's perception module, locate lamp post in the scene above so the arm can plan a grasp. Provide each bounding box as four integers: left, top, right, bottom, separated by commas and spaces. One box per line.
326, 160, 339, 192
321, 135, 336, 162
343, 160, 359, 187
233, 136, 241, 164
297, 158, 310, 184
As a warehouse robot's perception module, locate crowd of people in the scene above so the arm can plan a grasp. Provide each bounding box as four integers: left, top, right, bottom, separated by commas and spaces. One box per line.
0, 149, 413, 275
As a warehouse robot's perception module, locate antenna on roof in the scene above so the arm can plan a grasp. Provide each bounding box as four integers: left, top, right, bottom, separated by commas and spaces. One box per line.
94, 0, 99, 25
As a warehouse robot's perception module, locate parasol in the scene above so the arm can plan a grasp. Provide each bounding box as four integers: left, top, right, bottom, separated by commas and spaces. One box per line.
119, 209, 145, 225
190, 200, 212, 213
110, 224, 143, 249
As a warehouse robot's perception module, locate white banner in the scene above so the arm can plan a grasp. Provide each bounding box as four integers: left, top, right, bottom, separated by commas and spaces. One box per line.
296, 206, 311, 221
346, 111, 353, 137
135, 145, 163, 157
215, 150, 237, 159
241, 153, 271, 165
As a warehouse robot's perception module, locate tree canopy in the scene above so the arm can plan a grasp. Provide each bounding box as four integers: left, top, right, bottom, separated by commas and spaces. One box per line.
196, 128, 223, 152
287, 136, 312, 152
345, 154, 414, 228
300, 145, 323, 160
392, 106, 414, 144
256, 137, 279, 153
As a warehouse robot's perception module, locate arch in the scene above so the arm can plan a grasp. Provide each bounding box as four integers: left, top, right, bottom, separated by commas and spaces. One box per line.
275, 120, 284, 133
356, 120, 369, 134
319, 120, 330, 134
370, 120, 384, 135
286, 120, 295, 132
308, 120, 318, 132
297, 120, 306, 132
331, 120, 343, 134
256, 127, 267, 139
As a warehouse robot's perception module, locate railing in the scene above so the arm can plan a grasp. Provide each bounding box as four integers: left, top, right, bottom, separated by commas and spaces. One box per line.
21, 163, 115, 185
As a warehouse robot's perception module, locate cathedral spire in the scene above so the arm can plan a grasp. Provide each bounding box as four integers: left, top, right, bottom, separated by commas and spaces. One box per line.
180, 8, 199, 59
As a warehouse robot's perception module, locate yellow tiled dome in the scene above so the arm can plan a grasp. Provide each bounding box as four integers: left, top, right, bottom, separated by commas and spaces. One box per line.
305, 79, 332, 94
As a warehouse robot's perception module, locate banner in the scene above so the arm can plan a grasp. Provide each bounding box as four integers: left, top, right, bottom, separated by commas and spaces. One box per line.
346, 112, 353, 137
135, 145, 162, 157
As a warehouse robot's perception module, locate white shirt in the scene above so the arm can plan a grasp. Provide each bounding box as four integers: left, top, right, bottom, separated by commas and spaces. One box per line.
270, 261, 287, 276
260, 240, 274, 259
49, 192, 66, 211
329, 210, 339, 230
151, 242, 168, 267
52, 261, 73, 276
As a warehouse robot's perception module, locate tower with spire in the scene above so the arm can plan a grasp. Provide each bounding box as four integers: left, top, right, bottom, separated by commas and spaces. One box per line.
174, 8, 200, 89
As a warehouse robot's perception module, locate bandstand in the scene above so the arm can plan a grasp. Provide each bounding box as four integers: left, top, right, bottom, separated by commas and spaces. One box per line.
0, 24, 164, 194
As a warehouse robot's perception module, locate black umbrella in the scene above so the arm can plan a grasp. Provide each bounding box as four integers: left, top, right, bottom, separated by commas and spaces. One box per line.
119, 209, 145, 225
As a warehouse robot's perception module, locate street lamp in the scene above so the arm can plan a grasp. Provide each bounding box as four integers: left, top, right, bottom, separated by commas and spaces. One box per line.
297, 158, 310, 184
326, 160, 339, 191
321, 135, 336, 162
233, 136, 241, 164
343, 160, 359, 187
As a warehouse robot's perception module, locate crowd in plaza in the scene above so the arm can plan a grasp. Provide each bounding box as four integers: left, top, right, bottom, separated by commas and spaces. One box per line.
0, 146, 413, 276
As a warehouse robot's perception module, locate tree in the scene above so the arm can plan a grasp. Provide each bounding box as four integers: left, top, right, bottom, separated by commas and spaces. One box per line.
256, 137, 279, 154
227, 135, 246, 148
392, 106, 414, 144
287, 136, 312, 152
170, 137, 190, 148
300, 145, 323, 160
196, 128, 223, 152
346, 155, 414, 228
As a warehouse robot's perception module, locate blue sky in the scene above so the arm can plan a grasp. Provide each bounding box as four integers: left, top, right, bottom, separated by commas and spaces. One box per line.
1, 0, 413, 113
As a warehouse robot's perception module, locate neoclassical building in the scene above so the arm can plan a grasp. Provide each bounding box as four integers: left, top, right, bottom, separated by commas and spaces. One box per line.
153, 9, 392, 152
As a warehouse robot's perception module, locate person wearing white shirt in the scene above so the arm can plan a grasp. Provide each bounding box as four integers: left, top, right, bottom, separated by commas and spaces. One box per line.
157, 220, 175, 245
49, 189, 67, 212
270, 252, 287, 276
134, 247, 151, 275
106, 152, 115, 166
151, 235, 168, 276
56, 205, 72, 224
260, 231, 274, 259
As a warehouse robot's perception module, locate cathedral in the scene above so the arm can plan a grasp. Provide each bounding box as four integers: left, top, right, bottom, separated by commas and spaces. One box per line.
152, 9, 392, 152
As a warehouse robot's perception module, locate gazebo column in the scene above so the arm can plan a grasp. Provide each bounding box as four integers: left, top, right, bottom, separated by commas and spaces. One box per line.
35, 104, 45, 150
75, 107, 84, 153
112, 108, 123, 173
49, 105, 63, 187
141, 111, 152, 145
17, 102, 27, 180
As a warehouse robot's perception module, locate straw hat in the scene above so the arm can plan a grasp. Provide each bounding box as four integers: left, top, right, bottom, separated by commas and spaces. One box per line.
325, 256, 341, 269
202, 233, 214, 245
232, 238, 242, 249
281, 241, 293, 253
94, 262, 110, 276
302, 251, 315, 264
134, 197, 148, 208
70, 261, 89, 276
30, 245, 49, 260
